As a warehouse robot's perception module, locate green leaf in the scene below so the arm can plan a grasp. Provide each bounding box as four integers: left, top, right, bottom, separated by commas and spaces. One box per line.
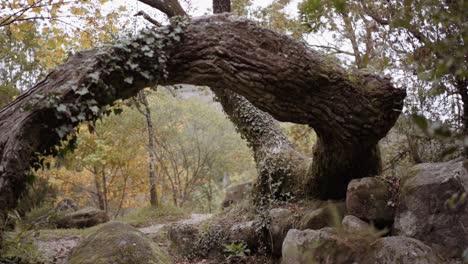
412, 114, 428, 132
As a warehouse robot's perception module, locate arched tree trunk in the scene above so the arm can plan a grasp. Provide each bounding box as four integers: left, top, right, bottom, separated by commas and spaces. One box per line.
212, 88, 311, 200
142, 0, 311, 200
0, 15, 405, 235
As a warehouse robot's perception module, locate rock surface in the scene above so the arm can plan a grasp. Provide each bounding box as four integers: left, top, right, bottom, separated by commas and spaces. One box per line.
270, 208, 294, 258
362, 236, 443, 264
68, 221, 170, 264
281, 228, 355, 264
167, 223, 200, 255
55, 198, 78, 213
222, 182, 253, 208
229, 220, 258, 249
297, 202, 346, 230
341, 215, 370, 233
56, 207, 109, 228
346, 177, 395, 225
394, 158, 468, 258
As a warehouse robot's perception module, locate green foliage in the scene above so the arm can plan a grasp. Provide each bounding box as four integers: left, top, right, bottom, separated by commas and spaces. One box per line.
0, 231, 41, 263
15, 176, 58, 217
223, 241, 251, 259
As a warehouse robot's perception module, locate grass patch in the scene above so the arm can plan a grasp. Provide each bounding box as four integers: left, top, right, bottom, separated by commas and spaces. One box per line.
1, 231, 42, 262
118, 204, 189, 227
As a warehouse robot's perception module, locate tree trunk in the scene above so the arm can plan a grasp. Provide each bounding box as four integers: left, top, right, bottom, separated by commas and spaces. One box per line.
93, 168, 106, 211
209, 0, 310, 199
213, 0, 231, 13
0, 14, 405, 222
456, 78, 468, 157
212, 88, 311, 199
136, 91, 159, 206
101, 169, 108, 213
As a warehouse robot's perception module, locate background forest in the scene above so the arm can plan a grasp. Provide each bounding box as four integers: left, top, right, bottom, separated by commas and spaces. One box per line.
0, 0, 466, 262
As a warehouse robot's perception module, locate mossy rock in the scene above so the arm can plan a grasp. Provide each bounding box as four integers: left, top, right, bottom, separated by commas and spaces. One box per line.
68, 221, 170, 264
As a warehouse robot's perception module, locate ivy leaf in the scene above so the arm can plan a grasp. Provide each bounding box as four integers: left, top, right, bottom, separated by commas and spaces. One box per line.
90, 105, 100, 114
124, 77, 134, 84
76, 87, 89, 95
56, 104, 68, 113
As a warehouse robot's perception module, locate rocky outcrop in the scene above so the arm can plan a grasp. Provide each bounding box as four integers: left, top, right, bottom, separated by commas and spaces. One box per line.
362, 236, 443, 264
297, 202, 346, 230
222, 182, 253, 208
167, 223, 200, 256
269, 208, 294, 257
68, 221, 170, 264
346, 177, 395, 226
228, 221, 258, 250
281, 228, 355, 264
281, 229, 442, 264
55, 198, 78, 213
56, 207, 109, 228
341, 215, 371, 233
394, 158, 468, 258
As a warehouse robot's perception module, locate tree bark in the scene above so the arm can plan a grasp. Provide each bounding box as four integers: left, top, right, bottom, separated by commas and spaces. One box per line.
136, 91, 159, 206
212, 88, 311, 199
0, 14, 405, 220
213, 0, 231, 13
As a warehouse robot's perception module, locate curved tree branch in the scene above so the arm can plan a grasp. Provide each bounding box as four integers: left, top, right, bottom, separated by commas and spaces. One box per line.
0, 15, 405, 221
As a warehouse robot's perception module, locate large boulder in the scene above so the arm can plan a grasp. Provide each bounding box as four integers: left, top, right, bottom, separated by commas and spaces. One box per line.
68, 221, 170, 264
341, 215, 371, 233
222, 182, 253, 208
346, 177, 395, 226
167, 223, 200, 256
269, 208, 294, 258
362, 236, 443, 264
281, 228, 355, 264
228, 220, 258, 250
297, 202, 347, 230
55, 198, 78, 213
394, 158, 468, 258
56, 207, 109, 228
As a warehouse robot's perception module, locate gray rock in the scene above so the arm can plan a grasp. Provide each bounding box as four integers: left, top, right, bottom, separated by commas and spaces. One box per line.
341, 215, 370, 233
222, 182, 253, 208
298, 202, 346, 230
56, 207, 109, 228
229, 220, 258, 249
346, 177, 395, 225
362, 236, 443, 264
270, 208, 294, 258
394, 158, 468, 258
281, 228, 355, 264
167, 223, 200, 255
68, 221, 170, 264
55, 198, 78, 213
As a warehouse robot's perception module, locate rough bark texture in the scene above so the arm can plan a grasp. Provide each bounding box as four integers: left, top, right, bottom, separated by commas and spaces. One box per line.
0, 15, 405, 228
212, 88, 311, 199
166, 15, 405, 197
209, 0, 308, 199
144, 0, 310, 199
213, 0, 231, 13
139, 0, 186, 17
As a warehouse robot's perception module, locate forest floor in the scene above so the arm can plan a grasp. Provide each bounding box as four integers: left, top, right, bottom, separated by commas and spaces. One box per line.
31, 213, 213, 264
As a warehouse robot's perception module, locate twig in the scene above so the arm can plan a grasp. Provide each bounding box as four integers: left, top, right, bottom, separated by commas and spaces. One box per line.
134, 10, 161, 27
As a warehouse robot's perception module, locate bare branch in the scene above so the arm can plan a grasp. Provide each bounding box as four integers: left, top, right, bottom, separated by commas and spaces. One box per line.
134, 10, 161, 27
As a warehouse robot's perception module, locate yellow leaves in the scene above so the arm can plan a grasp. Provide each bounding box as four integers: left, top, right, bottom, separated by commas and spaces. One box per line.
70, 6, 86, 16
26, 0, 35, 6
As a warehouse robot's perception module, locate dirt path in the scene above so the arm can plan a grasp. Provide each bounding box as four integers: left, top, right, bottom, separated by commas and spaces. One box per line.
138, 213, 212, 234
34, 213, 212, 264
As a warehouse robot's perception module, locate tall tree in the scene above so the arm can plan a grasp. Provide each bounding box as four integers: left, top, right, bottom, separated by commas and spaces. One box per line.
0, 2, 405, 241
300, 0, 467, 153
134, 90, 159, 206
